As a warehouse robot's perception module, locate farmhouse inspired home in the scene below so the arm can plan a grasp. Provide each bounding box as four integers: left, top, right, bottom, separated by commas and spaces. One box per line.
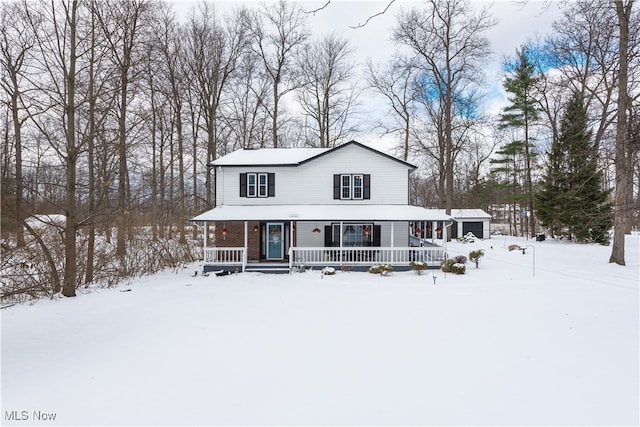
192, 140, 453, 273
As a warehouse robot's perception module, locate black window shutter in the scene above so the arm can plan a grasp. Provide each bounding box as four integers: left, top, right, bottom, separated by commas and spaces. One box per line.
324, 225, 333, 247
363, 174, 371, 199
333, 174, 340, 199
240, 173, 247, 197
373, 225, 381, 247
268, 173, 275, 197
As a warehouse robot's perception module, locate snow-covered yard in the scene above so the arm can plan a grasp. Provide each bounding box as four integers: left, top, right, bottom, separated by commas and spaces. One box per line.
2, 236, 639, 426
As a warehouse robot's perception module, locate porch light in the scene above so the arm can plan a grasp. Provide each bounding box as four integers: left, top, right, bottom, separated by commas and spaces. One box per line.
362, 226, 370, 236
312, 226, 321, 236
221, 227, 228, 240
254, 225, 259, 232
415, 227, 421, 236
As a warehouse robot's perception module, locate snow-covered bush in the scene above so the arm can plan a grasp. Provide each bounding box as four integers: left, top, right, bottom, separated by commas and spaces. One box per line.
322, 266, 336, 275
440, 259, 456, 273
410, 261, 427, 275
457, 232, 477, 243
441, 259, 465, 274
369, 264, 393, 275
451, 263, 466, 275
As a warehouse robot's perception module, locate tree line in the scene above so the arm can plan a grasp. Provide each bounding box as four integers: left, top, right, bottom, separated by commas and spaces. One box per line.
1, 0, 638, 301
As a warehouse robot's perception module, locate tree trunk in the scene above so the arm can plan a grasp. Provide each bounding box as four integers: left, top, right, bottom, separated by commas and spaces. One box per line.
11, 83, 25, 248
62, 0, 79, 297
116, 64, 128, 261
609, 0, 632, 265
85, 0, 97, 284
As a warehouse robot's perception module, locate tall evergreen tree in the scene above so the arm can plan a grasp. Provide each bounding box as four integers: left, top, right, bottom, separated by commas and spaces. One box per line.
489, 140, 526, 236
499, 46, 540, 236
536, 91, 613, 244
535, 136, 564, 238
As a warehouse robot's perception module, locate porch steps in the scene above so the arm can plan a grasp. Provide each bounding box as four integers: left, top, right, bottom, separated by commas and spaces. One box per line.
245, 266, 291, 274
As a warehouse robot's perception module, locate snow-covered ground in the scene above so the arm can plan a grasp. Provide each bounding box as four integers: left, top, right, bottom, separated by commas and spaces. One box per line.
2, 235, 639, 426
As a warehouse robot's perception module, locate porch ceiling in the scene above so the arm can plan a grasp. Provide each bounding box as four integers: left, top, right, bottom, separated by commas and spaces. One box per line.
192, 204, 454, 222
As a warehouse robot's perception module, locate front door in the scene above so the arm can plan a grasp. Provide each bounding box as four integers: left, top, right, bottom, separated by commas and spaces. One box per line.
266, 222, 284, 260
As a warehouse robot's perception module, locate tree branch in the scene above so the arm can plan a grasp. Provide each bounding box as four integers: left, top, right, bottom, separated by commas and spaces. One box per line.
349, 0, 396, 29
303, 1, 331, 15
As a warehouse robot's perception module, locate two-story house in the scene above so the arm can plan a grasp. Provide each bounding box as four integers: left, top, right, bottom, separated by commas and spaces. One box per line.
192, 140, 453, 273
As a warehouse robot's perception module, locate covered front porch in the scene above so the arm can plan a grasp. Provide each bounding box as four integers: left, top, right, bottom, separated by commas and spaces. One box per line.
192, 205, 453, 273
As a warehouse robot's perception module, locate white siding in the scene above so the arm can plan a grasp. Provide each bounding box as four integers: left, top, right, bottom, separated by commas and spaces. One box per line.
216, 144, 410, 206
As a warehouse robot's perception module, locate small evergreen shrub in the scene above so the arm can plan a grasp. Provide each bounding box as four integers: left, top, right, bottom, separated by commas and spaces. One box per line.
410, 261, 427, 275
469, 249, 484, 268
451, 263, 466, 275
440, 259, 456, 273
369, 264, 394, 275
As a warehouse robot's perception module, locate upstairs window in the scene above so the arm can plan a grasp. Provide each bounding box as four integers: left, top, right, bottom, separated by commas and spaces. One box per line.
341, 175, 351, 199
258, 173, 268, 197
352, 175, 363, 199
247, 173, 257, 197
240, 173, 275, 198
334, 174, 370, 200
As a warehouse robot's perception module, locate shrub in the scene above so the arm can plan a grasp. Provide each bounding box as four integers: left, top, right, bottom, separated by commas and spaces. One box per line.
451, 263, 466, 274
469, 249, 484, 268
369, 264, 394, 275
322, 266, 336, 275
440, 258, 456, 273
410, 261, 427, 275
454, 255, 467, 264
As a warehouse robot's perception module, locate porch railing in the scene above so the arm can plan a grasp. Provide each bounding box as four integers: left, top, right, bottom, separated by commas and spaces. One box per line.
202, 246, 446, 272
203, 247, 247, 271
289, 246, 446, 269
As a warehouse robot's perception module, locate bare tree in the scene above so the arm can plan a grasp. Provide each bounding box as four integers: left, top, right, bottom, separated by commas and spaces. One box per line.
0, 2, 35, 248
95, 0, 150, 262
183, 2, 246, 205
154, 3, 187, 243
296, 33, 359, 148
366, 55, 419, 161
245, 0, 310, 148
225, 48, 271, 149
20, 0, 88, 296
393, 0, 496, 215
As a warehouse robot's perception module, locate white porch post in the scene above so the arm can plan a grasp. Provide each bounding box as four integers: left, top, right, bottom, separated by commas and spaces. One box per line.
390, 222, 395, 247
339, 221, 344, 263
390, 222, 395, 263
243, 221, 248, 272
432, 221, 437, 244
204, 221, 208, 247
443, 222, 449, 257
289, 221, 294, 272
290, 220, 294, 265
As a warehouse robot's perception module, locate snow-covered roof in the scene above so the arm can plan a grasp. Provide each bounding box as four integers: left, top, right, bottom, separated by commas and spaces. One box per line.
449, 209, 492, 220
212, 147, 329, 166
192, 205, 453, 222
210, 141, 417, 169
